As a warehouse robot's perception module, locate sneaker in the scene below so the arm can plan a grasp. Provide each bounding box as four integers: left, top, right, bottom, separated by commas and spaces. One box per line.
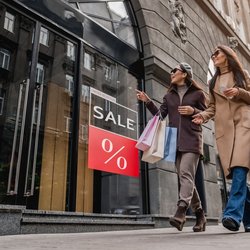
222, 217, 239, 231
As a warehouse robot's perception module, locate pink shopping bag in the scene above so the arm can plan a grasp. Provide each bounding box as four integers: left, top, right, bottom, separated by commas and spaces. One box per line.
141, 118, 166, 163
135, 115, 160, 151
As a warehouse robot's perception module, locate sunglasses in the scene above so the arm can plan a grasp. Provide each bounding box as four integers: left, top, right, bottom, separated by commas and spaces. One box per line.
211, 50, 221, 58
171, 68, 184, 74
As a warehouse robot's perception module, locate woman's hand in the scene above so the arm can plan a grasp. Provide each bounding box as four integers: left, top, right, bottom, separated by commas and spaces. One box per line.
136, 89, 150, 103
192, 114, 204, 125
178, 105, 194, 116
223, 87, 239, 98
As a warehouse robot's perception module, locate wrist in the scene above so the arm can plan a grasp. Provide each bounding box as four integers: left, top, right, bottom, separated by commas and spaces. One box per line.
236, 87, 240, 96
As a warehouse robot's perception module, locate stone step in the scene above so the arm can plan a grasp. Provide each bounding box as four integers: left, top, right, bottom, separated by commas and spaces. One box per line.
0, 205, 218, 235
20, 210, 155, 234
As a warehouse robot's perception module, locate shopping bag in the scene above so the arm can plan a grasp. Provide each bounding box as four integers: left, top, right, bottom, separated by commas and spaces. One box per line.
141, 119, 166, 163
163, 127, 177, 163
135, 115, 160, 151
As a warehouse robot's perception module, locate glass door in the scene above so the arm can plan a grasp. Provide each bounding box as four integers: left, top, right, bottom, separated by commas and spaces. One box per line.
0, 8, 76, 210
0, 12, 36, 206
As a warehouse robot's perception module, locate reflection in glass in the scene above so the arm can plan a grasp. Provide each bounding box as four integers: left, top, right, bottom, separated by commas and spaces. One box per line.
39, 27, 49, 46
77, 46, 141, 214
4, 12, 15, 33
0, 48, 11, 70
84, 51, 95, 71
66, 74, 74, 94
36, 63, 45, 84
108, 2, 128, 20
68, 1, 137, 48
67, 41, 76, 61
79, 3, 110, 19
38, 33, 76, 211
0, 13, 35, 205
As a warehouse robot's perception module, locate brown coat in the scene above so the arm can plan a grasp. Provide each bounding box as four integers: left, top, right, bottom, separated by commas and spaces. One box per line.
146, 84, 207, 155
200, 72, 250, 178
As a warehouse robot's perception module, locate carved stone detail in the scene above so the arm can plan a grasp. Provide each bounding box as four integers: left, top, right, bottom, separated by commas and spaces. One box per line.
55, 35, 66, 44
20, 16, 33, 32
169, 0, 187, 43
228, 36, 239, 49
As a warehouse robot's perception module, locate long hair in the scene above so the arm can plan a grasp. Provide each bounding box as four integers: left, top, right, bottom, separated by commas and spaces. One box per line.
209, 45, 247, 92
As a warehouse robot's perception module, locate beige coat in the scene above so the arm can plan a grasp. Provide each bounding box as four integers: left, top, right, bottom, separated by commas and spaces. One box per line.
200, 72, 250, 178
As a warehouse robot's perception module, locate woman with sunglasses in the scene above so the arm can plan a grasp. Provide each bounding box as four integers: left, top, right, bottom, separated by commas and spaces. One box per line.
136, 62, 207, 232
192, 45, 250, 232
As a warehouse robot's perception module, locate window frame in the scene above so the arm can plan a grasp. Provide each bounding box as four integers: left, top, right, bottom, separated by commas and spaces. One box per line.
36, 63, 45, 84
83, 51, 95, 70
67, 41, 76, 61
0, 48, 11, 70
39, 26, 49, 46
66, 74, 74, 94
4, 11, 15, 33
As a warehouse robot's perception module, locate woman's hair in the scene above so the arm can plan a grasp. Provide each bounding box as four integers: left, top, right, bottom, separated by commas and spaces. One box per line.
209, 45, 247, 91
169, 63, 203, 92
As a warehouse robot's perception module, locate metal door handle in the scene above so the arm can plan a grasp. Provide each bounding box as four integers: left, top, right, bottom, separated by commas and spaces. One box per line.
24, 83, 44, 196
7, 79, 30, 195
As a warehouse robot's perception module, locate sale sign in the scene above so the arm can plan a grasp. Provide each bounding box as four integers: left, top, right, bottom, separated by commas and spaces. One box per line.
88, 125, 139, 177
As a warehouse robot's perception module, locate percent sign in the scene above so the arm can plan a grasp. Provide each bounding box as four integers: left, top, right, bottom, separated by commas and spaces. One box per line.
102, 139, 127, 170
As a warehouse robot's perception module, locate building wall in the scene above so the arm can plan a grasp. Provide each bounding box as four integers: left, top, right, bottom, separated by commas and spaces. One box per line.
131, 0, 250, 217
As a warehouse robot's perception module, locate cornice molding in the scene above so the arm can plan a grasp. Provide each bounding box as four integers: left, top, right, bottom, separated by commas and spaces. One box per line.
195, 0, 250, 60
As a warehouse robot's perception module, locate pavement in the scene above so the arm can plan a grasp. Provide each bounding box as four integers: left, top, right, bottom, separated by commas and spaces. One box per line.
0, 224, 249, 250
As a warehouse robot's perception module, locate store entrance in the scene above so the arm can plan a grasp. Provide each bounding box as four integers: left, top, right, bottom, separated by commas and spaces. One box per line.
0, 13, 76, 210
0, 17, 39, 207
0, 76, 45, 208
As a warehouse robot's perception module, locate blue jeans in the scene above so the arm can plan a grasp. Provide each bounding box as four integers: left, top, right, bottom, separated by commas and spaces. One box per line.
223, 167, 250, 227
243, 187, 250, 227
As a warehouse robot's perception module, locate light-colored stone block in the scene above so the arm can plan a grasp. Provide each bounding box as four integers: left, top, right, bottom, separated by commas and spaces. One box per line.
149, 169, 178, 216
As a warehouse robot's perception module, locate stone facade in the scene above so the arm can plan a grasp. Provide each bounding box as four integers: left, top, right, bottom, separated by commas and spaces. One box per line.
131, 0, 250, 217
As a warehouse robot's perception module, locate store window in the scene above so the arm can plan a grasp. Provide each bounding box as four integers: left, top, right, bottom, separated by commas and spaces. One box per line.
1, 0, 142, 215
0, 48, 11, 70
77, 45, 140, 214
4, 11, 15, 33
68, 0, 137, 48
39, 27, 49, 46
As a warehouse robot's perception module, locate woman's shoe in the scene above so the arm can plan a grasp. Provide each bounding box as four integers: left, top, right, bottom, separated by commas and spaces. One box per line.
244, 225, 250, 232
222, 217, 239, 231
193, 208, 207, 232
169, 205, 187, 231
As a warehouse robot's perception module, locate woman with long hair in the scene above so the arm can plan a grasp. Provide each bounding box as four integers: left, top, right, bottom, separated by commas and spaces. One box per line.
137, 62, 207, 232
193, 45, 250, 232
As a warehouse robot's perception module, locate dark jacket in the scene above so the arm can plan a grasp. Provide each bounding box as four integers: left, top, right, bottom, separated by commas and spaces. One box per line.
146, 84, 207, 155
